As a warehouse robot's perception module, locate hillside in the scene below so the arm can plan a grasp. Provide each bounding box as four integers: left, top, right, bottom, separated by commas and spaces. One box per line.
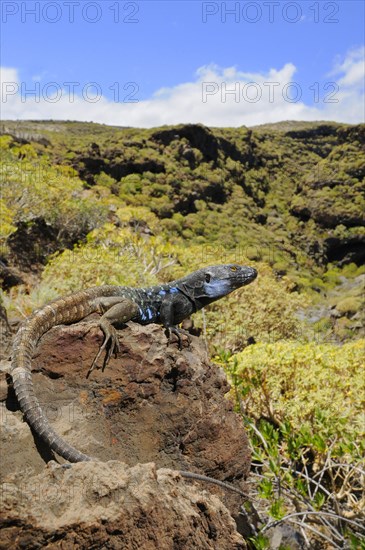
1, 120, 364, 548
1, 119, 364, 340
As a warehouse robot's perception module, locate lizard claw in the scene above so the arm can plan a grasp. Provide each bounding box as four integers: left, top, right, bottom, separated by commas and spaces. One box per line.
86, 319, 120, 378
165, 326, 191, 351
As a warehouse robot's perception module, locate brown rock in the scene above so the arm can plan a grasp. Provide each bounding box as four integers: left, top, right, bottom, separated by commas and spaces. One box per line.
0, 461, 246, 549
2, 321, 252, 547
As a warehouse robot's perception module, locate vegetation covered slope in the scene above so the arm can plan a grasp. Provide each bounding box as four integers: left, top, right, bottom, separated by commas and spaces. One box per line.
1, 119, 364, 547
1, 119, 364, 336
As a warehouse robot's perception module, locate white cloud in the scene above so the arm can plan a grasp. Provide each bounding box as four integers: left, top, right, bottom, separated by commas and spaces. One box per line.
1, 48, 364, 127
330, 47, 365, 88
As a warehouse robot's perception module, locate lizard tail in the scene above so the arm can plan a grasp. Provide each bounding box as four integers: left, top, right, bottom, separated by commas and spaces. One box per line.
179, 471, 248, 499
11, 365, 92, 462
10, 287, 117, 462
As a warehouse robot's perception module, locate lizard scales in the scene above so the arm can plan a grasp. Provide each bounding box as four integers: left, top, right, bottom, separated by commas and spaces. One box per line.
11, 264, 257, 480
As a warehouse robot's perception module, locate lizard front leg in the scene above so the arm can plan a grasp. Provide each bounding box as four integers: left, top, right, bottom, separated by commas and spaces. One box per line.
159, 297, 191, 350
164, 326, 191, 350
87, 297, 139, 378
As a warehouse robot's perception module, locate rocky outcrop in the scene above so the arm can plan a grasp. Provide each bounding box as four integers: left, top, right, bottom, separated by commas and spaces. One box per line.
71, 142, 165, 186
0, 261, 24, 291
218, 132, 261, 168
0, 436, 315, 549
152, 124, 219, 162
337, 123, 365, 146
0, 461, 246, 549
106, 158, 165, 182
324, 235, 365, 266
291, 199, 365, 229
6, 217, 84, 273
7, 218, 61, 271
284, 123, 340, 140
1, 322, 251, 548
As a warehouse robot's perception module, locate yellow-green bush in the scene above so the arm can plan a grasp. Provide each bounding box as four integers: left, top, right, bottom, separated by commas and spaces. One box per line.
201, 264, 306, 349
0, 140, 106, 243
336, 297, 362, 316
0, 199, 16, 242
221, 339, 365, 542
224, 339, 365, 455
40, 224, 177, 294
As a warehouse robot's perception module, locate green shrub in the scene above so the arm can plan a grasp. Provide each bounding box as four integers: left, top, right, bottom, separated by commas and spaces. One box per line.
336, 297, 362, 316
223, 339, 364, 456
219, 339, 365, 547
94, 171, 117, 189
40, 224, 177, 293
1, 145, 107, 245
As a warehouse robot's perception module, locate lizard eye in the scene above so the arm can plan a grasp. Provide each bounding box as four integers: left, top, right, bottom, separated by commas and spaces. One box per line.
230, 266, 237, 271
205, 273, 211, 283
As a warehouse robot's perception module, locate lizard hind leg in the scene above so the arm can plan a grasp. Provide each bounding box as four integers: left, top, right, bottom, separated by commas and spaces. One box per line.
86, 298, 139, 378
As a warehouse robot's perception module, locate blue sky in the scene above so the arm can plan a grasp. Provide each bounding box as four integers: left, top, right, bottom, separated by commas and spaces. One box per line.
1, 1, 364, 126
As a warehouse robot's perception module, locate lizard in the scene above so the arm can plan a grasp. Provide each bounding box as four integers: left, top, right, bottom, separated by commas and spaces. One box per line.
10, 264, 257, 497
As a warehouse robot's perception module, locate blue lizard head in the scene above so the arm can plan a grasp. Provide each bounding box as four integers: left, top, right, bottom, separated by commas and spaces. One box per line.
177, 264, 257, 305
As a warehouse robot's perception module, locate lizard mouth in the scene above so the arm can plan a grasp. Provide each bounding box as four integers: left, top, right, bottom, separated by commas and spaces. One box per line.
246, 267, 257, 281
236, 266, 257, 286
